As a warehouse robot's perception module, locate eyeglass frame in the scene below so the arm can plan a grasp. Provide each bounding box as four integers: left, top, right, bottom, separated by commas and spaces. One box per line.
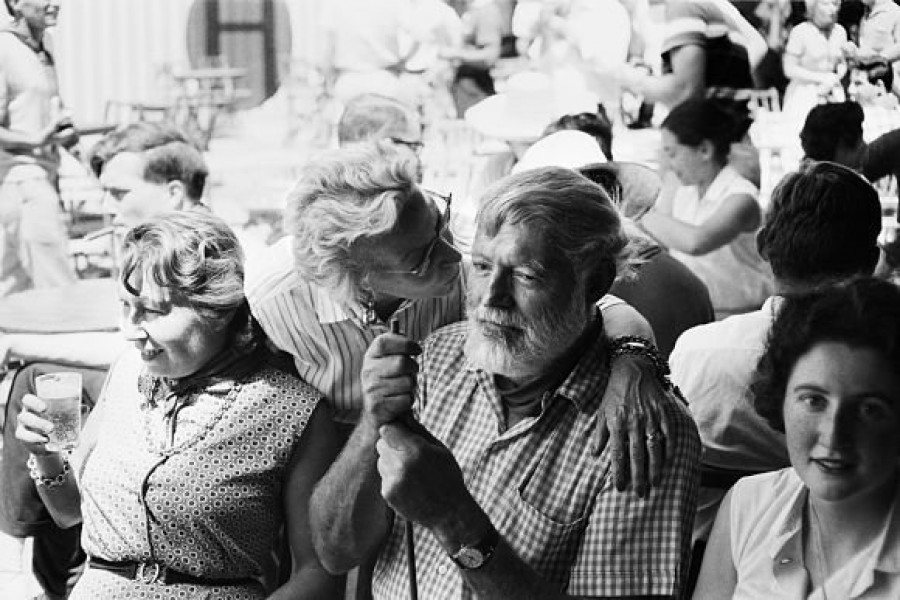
375, 189, 453, 278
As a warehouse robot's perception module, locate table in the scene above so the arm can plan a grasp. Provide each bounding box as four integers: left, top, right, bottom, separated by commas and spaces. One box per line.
0, 279, 119, 334
171, 67, 249, 148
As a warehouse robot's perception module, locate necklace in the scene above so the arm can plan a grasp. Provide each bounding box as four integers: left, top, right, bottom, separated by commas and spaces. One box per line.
808, 500, 831, 600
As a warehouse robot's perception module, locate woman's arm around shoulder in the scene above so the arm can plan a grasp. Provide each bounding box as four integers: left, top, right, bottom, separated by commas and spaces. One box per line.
692, 488, 738, 599
270, 403, 345, 599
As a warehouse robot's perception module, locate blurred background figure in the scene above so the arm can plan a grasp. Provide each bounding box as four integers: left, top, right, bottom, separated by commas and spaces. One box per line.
317, 0, 417, 107
0, 0, 77, 298
441, 0, 503, 116
782, 0, 848, 119
636, 98, 773, 318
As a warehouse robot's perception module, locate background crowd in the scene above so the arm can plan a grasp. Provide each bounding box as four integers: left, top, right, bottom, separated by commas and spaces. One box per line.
2, 0, 900, 599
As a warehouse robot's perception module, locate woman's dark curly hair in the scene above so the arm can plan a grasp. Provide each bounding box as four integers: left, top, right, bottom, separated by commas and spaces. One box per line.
751, 277, 900, 432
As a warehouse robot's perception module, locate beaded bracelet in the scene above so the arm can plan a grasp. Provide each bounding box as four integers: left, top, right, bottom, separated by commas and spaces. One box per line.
609, 335, 673, 391
27, 454, 71, 489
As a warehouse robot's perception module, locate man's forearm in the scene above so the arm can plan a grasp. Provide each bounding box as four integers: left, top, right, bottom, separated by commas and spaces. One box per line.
310, 421, 390, 574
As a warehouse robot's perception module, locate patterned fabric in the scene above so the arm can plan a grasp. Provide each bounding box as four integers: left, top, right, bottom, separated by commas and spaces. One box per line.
70, 349, 321, 600
245, 236, 465, 422
372, 322, 701, 599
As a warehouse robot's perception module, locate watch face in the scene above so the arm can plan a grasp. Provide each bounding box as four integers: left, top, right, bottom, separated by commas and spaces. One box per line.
455, 547, 486, 569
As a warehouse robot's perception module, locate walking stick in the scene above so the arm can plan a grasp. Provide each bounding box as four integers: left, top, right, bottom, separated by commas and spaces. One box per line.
390, 318, 418, 600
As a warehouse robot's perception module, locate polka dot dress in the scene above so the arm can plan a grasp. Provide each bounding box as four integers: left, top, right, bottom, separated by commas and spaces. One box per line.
70, 350, 319, 599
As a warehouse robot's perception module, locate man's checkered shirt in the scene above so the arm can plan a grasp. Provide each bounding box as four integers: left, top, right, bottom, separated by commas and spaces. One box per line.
372, 321, 702, 599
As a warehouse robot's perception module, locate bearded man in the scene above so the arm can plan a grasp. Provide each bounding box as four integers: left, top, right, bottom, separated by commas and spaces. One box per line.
309, 166, 701, 599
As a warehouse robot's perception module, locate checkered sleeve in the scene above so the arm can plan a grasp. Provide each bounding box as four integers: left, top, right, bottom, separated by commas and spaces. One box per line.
567, 397, 701, 597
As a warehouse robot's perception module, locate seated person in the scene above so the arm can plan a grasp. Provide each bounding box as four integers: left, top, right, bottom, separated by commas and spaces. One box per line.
782, 0, 848, 119
0, 121, 213, 598
13, 211, 343, 599
670, 161, 882, 545
800, 100, 900, 189
310, 166, 702, 599
579, 162, 715, 358
637, 98, 773, 318
693, 277, 900, 599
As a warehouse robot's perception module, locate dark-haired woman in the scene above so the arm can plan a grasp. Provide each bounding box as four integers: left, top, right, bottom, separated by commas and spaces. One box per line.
638, 99, 773, 317
693, 277, 900, 599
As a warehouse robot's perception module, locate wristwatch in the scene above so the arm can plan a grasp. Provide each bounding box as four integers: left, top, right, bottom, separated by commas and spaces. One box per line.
449, 525, 500, 570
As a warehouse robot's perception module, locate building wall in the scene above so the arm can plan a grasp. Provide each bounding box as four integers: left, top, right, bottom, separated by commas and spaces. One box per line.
4, 0, 325, 124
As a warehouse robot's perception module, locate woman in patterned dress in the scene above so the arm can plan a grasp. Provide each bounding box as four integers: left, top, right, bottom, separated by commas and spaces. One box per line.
14, 211, 343, 599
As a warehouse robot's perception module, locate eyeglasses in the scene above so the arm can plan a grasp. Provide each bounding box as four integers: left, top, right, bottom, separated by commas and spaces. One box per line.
379, 189, 452, 278
387, 137, 425, 154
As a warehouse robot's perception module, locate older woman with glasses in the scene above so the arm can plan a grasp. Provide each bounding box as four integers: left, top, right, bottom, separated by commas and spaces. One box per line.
14, 211, 343, 599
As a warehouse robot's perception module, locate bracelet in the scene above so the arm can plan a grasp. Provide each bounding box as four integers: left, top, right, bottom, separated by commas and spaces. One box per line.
609, 336, 673, 391
27, 454, 71, 488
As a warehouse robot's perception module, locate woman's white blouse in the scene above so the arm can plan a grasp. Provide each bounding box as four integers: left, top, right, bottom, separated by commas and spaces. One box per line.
727, 469, 900, 599
669, 166, 773, 314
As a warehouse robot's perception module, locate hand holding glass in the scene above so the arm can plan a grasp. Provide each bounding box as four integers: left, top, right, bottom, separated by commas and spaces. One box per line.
35, 372, 82, 452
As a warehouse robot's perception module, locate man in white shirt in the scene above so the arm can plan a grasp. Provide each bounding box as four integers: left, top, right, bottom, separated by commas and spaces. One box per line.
669, 161, 883, 544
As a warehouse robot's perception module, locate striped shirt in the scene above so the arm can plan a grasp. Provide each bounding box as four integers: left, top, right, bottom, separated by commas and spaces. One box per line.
373, 321, 701, 599
245, 236, 465, 422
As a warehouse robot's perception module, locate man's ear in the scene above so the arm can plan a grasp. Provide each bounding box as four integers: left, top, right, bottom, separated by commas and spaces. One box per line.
166, 180, 188, 210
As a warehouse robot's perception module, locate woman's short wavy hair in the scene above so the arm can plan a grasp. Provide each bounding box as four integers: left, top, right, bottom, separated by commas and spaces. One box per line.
476, 167, 631, 302
120, 211, 246, 328
286, 142, 421, 301
751, 277, 900, 432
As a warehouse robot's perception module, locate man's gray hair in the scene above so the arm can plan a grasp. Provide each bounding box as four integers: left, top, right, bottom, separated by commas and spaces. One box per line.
287, 142, 420, 301
338, 94, 417, 145
476, 167, 630, 300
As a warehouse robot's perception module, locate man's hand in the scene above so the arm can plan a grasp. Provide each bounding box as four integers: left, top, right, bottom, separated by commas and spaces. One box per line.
595, 358, 676, 498
375, 420, 476, 532
360, 332, 421, 431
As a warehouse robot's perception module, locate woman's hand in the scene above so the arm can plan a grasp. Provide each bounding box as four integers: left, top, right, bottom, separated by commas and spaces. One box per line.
594, 357, 676, 498
15, 394, 57, 457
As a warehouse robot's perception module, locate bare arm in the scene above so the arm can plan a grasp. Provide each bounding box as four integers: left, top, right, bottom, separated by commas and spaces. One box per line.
2, 332, 124, 368
309, 333, 421, 574
626, 44, 706, 108
692, 490, 738, 599
270, 404, 344, 599
640, 193, 761, 256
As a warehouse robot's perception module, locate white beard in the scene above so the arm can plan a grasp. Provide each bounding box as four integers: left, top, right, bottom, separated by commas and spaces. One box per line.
463, 298, 590, 380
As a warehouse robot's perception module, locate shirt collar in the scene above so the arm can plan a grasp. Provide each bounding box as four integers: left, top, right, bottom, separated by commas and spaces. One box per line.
310, 282, 355, 324
767, 470, 900, 595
